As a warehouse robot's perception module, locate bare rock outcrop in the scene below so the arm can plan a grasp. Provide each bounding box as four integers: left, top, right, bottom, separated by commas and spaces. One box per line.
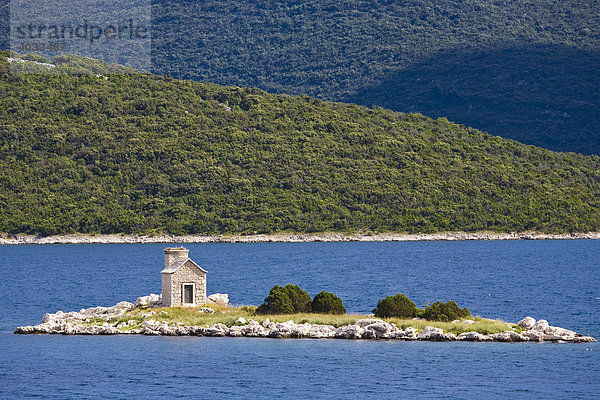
490, 331, 529, 342
518, 316, 536, 330
515, 317, 595, 343
134, 294, 161, 308
417, 326, 456, 341
207, 294, 229, 307
457, 331, 491, 341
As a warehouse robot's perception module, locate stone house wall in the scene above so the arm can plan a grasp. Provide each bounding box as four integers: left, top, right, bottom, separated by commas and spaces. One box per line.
167, 260, 206, 306
161, 274, 173, 306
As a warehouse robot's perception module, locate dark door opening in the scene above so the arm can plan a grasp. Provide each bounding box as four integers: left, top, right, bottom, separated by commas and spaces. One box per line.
183, 284, 194, 304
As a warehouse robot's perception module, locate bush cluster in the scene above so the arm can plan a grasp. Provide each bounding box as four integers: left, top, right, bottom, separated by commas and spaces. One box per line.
311, 291, 346, 315
256, 285, 346, 315
372, 293, 417, 318
422, 300, 471, 322
372, 293, 471, 322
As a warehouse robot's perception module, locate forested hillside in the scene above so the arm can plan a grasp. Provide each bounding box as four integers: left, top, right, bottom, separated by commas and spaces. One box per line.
3, 1, 599, 153
150, 0, 600, 154
2, 53, 600, 236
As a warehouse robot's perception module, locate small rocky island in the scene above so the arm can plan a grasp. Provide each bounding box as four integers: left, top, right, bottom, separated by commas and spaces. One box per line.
14, 293, 595, 342
15, 247, 595, 342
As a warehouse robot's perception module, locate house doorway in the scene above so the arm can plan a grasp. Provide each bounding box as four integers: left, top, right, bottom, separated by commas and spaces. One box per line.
183, 283, 195, 305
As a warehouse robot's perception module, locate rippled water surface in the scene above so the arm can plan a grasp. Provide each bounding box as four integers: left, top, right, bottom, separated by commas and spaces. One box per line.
1, 241, 599, 398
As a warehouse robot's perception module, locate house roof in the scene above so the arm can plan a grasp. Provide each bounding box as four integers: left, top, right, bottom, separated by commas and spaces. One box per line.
161, 258, 207, 274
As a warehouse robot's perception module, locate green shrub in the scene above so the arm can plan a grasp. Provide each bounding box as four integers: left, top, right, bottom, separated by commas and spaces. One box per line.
311, 291, 346, 314
256, 284, 312, 314
282, 284, 312, 313
256, 285, 294, 314
422, 300, 471, 322
372, 293, 417, 318
240, 305, 256, 313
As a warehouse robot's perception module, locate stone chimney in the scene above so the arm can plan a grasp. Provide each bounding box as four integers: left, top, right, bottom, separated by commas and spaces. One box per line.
164, 247, 189, 269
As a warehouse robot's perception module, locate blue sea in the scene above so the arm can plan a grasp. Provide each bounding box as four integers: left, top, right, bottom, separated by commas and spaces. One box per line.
1, 241, 599, 399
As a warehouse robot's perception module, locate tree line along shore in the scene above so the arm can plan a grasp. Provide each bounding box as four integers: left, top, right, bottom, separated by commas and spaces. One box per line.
1, 231, 600, 245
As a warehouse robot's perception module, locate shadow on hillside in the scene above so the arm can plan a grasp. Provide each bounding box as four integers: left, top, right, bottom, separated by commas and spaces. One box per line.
347, 44, 600, 155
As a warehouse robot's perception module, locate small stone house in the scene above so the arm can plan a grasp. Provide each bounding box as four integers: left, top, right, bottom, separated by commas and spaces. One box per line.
161, 247, 207, 307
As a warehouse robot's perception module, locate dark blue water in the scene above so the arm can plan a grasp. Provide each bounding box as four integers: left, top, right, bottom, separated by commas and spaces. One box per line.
1, 241, 599, 398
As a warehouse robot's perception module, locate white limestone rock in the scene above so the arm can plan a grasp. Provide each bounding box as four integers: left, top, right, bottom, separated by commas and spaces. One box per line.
531, 319, 549, 332
42, 313, 57, 323
266, 320, 298, 338
291, 322, 312, 338
518, 317, 536, 330
354, 318, 385, 328
198, 307, 215, 314
134, 294, 161, 308
335, 325, 364, 339
80, 306, 105, 317
399, 327, 418, 340
276, 320, 296, 330
417, 326, 454, 341
159, 325, 178, 336
188, 326, 206, 336
522, 330, 544, 342
309, 325, 336, 339
362, 321, 399, 339
207, 293, 229, 307
573, 336, 596, 343
228, 326, 245, 337
175, 326, 190, 335
457, 331, 490, 341
491, 330, 529, 342
14, 325, 36, 334
241, 321, 268, 337
141, 319, 158, 329
205, 323, 229, 337
544, 326, 577, 338
113, 301, 135, 311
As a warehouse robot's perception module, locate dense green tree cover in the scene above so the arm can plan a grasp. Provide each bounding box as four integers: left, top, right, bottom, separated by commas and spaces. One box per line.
372, 293, 418, 318
3, 1, 599, 153
256, 284, 312, 314
149, 0, 600, 154
311, 291, 346, 315
350, 44, 600, 155
421, 301, 471, 322
373, 294, 471, 321
2, 53, 600, 235
281, 284, 312, 313
256, 285, 295, 314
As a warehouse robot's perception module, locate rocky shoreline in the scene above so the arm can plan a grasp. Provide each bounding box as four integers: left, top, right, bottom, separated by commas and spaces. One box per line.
14, 297, 596, 343
2, 231, 600, 245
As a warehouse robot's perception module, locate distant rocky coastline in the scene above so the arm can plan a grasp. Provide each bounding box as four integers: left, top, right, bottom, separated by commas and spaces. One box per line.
14, 296, 596, 343
2, 231, 600, 245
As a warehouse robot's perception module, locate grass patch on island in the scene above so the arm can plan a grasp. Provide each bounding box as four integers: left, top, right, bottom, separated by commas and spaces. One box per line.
123, 305, 515, 335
